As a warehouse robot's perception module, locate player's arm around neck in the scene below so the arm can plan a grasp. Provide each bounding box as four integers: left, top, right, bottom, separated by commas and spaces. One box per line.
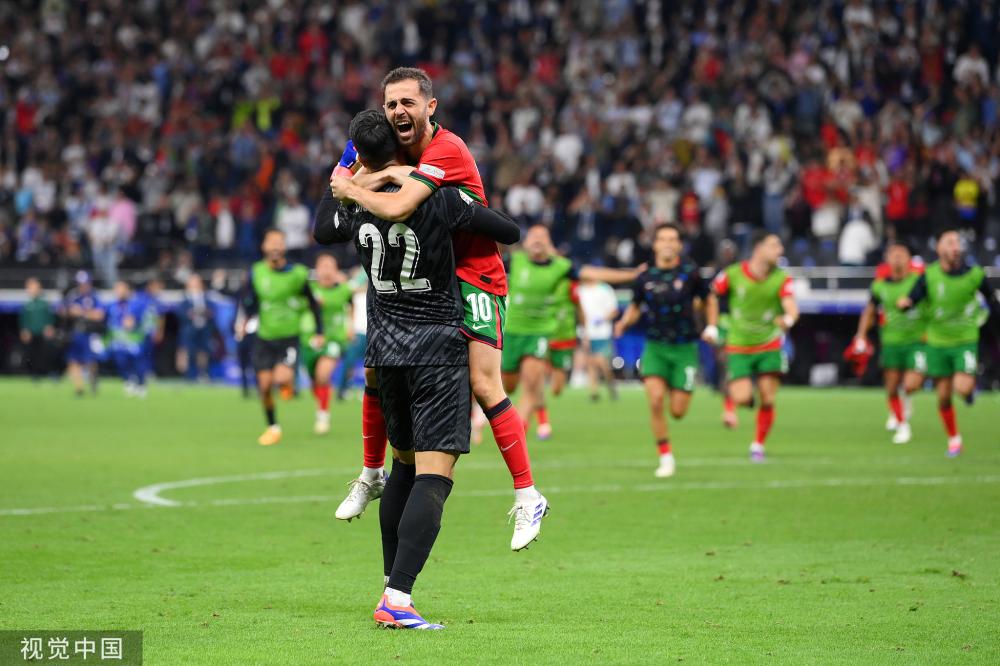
335, 176, 431, 222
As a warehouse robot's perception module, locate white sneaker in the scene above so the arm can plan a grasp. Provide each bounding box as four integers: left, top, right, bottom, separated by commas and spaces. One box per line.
947, 435, 963, 458
508, 493, 549, 551
314, 412, 330, 435
335, 474, 386, 521
655, 453, 676, 478
885, 413, 898, 431
892, 422, 912, 444
536, 423, 552, 440
749, 442, 766, 463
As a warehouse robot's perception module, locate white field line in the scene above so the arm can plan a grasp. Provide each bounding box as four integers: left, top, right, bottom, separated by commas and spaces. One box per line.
1, 472, 999, 518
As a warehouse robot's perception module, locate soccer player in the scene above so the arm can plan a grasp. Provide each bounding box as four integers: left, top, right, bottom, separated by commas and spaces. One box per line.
578, 278, 620, 402
106, 280, 147, 397
853, 243, 927, 444
329, 67, 546, 551
503, 225, 636, 439
897, 229, 1000, 456
704, 232, 799, 462
61, 271, 104, 397
300, 253, 354, 434
238, 229, 324, 446
613, 224, 709, 478
315, 109, 522, 630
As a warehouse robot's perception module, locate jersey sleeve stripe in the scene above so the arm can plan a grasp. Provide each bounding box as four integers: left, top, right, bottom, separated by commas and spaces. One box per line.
409, 171, 439, 192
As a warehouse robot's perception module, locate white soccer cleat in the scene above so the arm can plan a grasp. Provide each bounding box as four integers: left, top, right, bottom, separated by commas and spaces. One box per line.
947, 435, 963, 458
655, 453, 676, 478
536, 423, 552, 440
314, 412, 331, 435
892, 422, 912, 444
885, 413, 898, 431
508, 493, 549, 551
749, 442, 766, 463
335, 475, 386, 521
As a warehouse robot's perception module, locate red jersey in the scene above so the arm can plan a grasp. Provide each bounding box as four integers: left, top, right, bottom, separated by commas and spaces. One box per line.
408, 124, 508, 296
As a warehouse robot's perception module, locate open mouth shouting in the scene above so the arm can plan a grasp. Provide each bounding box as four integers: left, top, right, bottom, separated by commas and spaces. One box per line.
393, 116, 416, 143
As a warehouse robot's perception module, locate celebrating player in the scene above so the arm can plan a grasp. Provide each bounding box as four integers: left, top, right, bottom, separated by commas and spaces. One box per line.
897, 229, 1000, 456
704, 232, 798, 462
315, 109, 521, 630
300, 253, 354, 435
329, 67, 546, 551
238, 229, 324, 446
614, 224, 709, 478
61, 271, 105, 397
853, 243, 927, 444
503, 225, 637, 440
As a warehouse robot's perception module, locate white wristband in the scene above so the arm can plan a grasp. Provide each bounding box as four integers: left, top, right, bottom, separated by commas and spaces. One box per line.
782, 314, 796, 328
703, 324, 719, 340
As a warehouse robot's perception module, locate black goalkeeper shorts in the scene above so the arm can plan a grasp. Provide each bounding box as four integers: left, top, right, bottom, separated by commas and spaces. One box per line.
252, 336, 300, 372
376, 364, 471, 455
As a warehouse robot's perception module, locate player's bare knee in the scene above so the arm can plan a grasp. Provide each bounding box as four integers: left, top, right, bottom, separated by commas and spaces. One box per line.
670, 406, 687, 419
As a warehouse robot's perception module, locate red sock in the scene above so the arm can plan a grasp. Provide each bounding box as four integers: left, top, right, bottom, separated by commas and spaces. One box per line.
724, 396, 735, 413
888, 395, 904, 422
755, 405, 775, 444
938, 404, 958, 438
362, 388, 387, 469
536, 406, 549, 426
314, 384, 331, 411
486, 399, 533, 489
657, 439, 671, 455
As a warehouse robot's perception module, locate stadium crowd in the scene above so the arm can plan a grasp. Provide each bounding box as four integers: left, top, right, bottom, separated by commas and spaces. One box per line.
3, 0, 1000, 286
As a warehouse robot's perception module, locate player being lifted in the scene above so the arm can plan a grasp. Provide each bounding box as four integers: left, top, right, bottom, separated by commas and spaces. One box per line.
502, 225, 637, 440
238, 229, 324, 446
329, 67, 545, 551
897, 229, 1000, 456
853, 243, 927, 444
315, 109, 521, 630
614, 224, 709, 478
300, 253, 354, 435
704, 232, 799, 462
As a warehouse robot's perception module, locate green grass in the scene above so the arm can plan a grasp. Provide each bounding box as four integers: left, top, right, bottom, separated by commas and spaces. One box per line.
2, 379, 999, 664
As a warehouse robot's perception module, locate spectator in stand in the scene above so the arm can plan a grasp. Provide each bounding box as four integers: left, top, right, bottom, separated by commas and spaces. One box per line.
274, 186, 311, 264
839, 210, 879, 267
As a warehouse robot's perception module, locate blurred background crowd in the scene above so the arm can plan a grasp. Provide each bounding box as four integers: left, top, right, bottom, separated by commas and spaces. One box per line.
4, 0, 1000, 287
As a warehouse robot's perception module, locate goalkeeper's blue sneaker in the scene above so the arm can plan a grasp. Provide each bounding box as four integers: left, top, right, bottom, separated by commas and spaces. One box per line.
373, 596, 444, 630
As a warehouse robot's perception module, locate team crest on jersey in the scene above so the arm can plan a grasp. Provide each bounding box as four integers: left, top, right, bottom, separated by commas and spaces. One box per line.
418, 163, 446, 179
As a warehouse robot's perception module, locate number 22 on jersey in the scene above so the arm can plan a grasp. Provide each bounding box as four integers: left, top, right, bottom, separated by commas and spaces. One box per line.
359, 222, 431, 294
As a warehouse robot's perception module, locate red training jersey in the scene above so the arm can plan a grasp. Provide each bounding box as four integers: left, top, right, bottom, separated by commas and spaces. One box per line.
407, 124, 508, 296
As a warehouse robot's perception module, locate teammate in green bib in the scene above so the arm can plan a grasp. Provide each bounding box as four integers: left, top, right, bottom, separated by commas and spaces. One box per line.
502, 225, 639, 439
704, 232, 799, 462
239, 229, 324, 446
300, 253, 354, 435
853, 243, 927, 444
897, 229, 1000, 457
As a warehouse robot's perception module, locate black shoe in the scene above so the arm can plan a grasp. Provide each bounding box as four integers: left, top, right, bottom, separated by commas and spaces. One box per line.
964, 391, 976, 406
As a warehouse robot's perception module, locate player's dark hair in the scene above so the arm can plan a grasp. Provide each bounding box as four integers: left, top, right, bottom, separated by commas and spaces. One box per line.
263, 228, 285, 239
349, 109, 398, 169
887, 240, 912, 255
653, 222, 683, 242
936, 227, 960, 242
750, 230, 776, 250
381, 67, 434, 98
314, 251, 337, 264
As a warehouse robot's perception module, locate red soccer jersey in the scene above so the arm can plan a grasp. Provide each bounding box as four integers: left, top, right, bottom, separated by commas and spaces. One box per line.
408, 124, 508, 296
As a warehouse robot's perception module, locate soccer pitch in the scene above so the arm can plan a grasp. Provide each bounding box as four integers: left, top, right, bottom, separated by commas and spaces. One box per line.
2, 379, 999, 664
